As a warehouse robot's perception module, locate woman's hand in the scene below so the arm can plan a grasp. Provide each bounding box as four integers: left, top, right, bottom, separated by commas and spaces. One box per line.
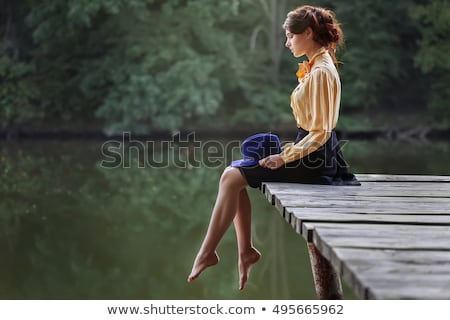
259, 155, 285, 170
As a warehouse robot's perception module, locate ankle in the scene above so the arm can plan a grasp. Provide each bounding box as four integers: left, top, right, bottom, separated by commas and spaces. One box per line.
239, 247, 260, 258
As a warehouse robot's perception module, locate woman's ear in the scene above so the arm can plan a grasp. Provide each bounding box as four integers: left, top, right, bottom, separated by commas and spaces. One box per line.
305, 27, 313, 39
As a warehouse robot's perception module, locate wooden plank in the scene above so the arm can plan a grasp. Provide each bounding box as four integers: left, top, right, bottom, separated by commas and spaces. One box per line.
302, 223, 450, 298
308, 223, 450, 250
264, 183, 450, 198
273, 193, 450, 205
368, 281, 450, 300
300, 222, 450, 266
331, 248, 450, 299
355, 174, 450, 182
286, 209, 450, 237
312, 237, 450, 299
264, 183, 450, 216
263, 179, 450, 192
264, 184, 450, 198
276, 196, 450, 207
261, 175, 450, 299
352, 267, 450, 300
347, 269, 450, 300
278, 190, 450, 198
287, 206, 450, 216
335, 248, 450, 262
273, 197, 450, 217
265, 181, 450, 192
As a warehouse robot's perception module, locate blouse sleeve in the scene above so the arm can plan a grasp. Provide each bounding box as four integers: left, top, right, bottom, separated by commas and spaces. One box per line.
280, 69, 338, 163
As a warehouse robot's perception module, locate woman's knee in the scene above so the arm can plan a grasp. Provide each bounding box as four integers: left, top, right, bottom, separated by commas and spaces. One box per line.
220, 166, 247, 188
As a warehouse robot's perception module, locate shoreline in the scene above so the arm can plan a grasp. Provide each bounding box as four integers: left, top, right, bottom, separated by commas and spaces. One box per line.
1, 127, 449, 141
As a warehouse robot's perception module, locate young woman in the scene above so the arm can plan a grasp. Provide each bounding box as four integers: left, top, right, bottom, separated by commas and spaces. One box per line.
187, 5, 359, 291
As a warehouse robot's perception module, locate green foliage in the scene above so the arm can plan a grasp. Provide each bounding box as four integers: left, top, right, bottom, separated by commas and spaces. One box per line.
1, 0, 450, 131
0, 54, 41, 129
94, 2, 229, 133
24, 0, 141, 120
412, 0, 450, 126
335, 0, 421, 110
412, 0, 450, 73
24, 0, 249, 132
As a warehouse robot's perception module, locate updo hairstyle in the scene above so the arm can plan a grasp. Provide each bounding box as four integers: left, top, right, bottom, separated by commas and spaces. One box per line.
282, 5, 344, 63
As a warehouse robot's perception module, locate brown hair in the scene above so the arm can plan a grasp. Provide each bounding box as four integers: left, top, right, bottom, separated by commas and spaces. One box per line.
282, 5, 344, 63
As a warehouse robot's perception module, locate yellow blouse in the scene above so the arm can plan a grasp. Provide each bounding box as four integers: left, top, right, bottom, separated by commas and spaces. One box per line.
280, 48, 341, 163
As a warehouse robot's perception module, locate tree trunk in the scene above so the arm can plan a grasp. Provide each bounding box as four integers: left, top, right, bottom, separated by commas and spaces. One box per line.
268, 0, 286, 86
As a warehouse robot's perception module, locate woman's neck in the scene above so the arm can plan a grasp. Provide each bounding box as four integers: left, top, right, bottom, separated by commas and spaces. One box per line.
305, 44, 324, 61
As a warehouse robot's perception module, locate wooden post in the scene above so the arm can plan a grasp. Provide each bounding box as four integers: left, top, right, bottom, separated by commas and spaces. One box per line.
307, 243, 343, 300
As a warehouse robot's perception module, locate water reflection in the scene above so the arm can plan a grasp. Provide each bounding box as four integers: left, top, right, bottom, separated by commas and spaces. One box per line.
0, 138, 449, 299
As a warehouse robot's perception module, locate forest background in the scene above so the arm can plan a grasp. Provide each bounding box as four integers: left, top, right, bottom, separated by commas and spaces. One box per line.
1, 0, 449, 136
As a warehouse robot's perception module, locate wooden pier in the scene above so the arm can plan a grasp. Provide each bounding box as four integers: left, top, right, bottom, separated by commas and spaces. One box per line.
261, 174, 450, 299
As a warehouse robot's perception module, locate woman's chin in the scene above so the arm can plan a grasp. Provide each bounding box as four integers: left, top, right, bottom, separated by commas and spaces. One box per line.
294, 52, 306, 58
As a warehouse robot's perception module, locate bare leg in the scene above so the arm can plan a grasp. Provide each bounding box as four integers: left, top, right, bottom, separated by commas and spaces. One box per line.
187, 167, 248, 283
234, 188, 261, 290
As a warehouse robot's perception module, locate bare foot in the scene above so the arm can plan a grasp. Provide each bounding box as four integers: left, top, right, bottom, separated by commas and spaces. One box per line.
187, 251, 219, 283
238, 247, 261, 290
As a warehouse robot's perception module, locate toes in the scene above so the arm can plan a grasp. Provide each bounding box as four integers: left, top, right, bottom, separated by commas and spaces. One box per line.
239, 275, 248, 290
238, 248, 261, 290
187, 252, 220, 284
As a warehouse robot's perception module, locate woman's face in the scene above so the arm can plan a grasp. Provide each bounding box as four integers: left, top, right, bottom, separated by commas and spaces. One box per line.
285, 29, 310, 58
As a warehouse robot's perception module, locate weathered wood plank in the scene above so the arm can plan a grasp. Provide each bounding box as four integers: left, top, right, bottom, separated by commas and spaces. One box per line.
261, 174, 450, 299
265, 181, 450, 192
335, 248, 450, 263
355, 174, 450, 182
302, 222, 450, 297
302, 222, 450, 298
264, 181, 450, 193
331, 248, 450, 299
273, 197, 450, 218
308, 223, 450, 250
288, 206, 450, 216
347, 269, 450, 300
274, 195, 450, 206
286, 210, 450, 238
279, 195, 450, 204
263, 182, 450, 217
350, 265, 450, 300
264, 182, 450, 198
264, 184, 450, 200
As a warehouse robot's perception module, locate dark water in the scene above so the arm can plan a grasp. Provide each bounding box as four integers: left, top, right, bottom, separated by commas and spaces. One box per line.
1, 137, 449, 299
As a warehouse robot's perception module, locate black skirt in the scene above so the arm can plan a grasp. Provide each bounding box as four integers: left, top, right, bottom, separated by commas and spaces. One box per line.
238, 128, 360, 188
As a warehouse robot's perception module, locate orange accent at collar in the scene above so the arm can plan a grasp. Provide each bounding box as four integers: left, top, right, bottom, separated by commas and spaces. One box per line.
295, 47, 327, 81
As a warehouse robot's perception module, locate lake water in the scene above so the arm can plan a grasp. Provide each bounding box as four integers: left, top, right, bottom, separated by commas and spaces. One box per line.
1, 136, 449, 299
